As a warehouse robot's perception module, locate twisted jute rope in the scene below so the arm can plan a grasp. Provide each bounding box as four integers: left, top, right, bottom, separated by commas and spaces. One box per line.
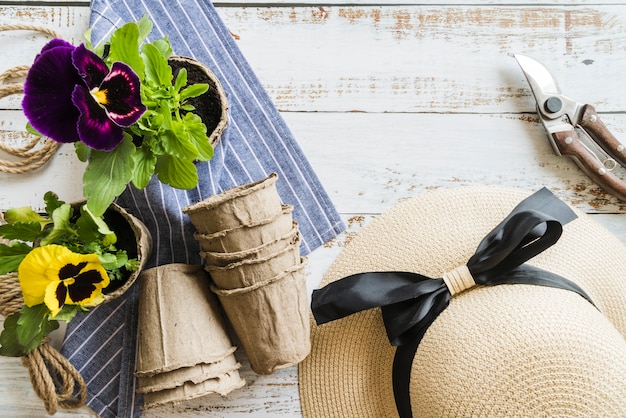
0, 24, 63, 173
0, 226, 87, 414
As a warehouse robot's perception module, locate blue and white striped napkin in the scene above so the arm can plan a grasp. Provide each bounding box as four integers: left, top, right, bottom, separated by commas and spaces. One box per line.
60, 1, 344, 416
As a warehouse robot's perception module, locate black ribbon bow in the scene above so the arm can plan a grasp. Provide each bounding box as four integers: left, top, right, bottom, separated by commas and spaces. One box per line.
311, 188, 595, 418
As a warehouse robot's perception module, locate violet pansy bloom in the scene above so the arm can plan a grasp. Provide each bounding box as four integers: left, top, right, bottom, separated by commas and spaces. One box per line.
23, 40, 146, 151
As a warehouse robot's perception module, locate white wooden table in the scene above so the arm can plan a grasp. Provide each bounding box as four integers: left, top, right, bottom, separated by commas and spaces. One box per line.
2, 0, 626, 416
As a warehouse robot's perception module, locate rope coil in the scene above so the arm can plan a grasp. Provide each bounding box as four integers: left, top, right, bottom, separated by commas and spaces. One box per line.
0, 25, 63, 174
1, 273, 88, 415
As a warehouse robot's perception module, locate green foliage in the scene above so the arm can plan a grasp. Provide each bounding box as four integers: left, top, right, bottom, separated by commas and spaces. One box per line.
0, 192, 137, 278
39, 204, 77, 246
4, 206, 49, 229
81, 15, 214, 213
0, 222, 41, 242
83, 136, 135, 217
0, 242, 31, 275
131, 144, 157, 189
0, 305, 60, 357
0, 192, 141, 357
155, 154, 198, 189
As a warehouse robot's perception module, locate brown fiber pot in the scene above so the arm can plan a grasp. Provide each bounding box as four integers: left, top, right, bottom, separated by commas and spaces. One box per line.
210, 259, 310, 375
204, 234, 301, 290
69, 201, 152, 303
182, 173, 283, 234
168, 56, 228, 148
135, 264, 237, 377
193, 204, 294, 253
200, 222, 299, 268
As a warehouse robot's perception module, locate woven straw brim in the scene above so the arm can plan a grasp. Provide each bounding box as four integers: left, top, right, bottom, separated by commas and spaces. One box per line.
299, 185, 626, 418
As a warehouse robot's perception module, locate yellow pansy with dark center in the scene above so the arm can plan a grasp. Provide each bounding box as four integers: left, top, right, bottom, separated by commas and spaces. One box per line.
18, 244, 110, 317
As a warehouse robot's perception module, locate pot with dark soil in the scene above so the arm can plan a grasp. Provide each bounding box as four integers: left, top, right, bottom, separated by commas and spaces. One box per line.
169, 55, 228, 149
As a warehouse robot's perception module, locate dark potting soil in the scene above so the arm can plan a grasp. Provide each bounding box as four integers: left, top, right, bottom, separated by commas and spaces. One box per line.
169, 58, 223, 140
102, 208, 139, 293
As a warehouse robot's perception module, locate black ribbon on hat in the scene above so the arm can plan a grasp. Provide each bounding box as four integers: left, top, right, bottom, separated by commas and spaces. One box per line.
311, 188, 595, 418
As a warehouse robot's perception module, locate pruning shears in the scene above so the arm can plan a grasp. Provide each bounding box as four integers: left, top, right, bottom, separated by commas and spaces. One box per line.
513, 53, 626, 201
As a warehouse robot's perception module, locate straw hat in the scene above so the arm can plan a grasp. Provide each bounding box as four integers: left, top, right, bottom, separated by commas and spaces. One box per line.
299, 185, 626, 418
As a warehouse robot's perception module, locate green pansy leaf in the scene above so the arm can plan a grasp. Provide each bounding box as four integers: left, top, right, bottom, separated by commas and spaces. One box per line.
83, 27, 95, 49
131, 145, 157, 189
149, 132, 167, 156
43, 191, 64, 216
74, 211, 101, 244
4, 206, 49, 229
53, 305, 79, 323
16, 305, 59, 355
0, 222, 41, 242
155, 155, 198, 190
74, 205, 116, 245
126, 258, 140, 272
0, 242, 31, 274
107, 21, 144, 78
180, 83, 209, 101
142, 43, 173, 87
135, 15, 153, 44
0, 312, 24, 357
183, 113, 213, 161
0, 306, 60, 357
40, 203, 77, 246
173, 67, 188, 92
83, 137, 135, 217
98, 252, 119, 267
131, 113, 157, 136
82, 205, 115, 238
25, 122, 43, 137
101, 250, 128, 271
161, 127, 198, 161
151, 38, 172, 60
80, 241, 103, 256
74, 142, 91, 163
83, 27, 106, 57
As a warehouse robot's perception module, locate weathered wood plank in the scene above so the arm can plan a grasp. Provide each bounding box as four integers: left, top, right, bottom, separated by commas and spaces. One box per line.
3, 5, 626, 114
1, 110, 626, 212
284, 112, 626, 213
0, 346, 96, 417
5, 1, 626, 5
6, 1, 626, 5
217, 5, 626, 113
3, 111, 626, 213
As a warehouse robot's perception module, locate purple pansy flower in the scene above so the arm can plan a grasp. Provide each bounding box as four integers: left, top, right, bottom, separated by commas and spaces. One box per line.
23, 40, 146, 151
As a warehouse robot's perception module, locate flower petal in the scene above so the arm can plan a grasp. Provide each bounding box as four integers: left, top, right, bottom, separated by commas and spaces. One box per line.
72, 85, 125, 151
22, 44, 82, 144
44, 280, 66, 318
18, 245, 73, 307
71, 44, 109, 89
18, 245, 110, 316
67, 269, 108, 304
38, 39, 75, 59
99, 62, 146, 127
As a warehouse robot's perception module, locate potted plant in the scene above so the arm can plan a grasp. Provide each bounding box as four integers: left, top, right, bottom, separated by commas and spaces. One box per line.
21, 15, 228, 217
0, 192, 151, 357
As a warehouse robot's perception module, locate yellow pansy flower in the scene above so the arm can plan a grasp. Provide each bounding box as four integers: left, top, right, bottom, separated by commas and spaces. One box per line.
18, 244, 110, 317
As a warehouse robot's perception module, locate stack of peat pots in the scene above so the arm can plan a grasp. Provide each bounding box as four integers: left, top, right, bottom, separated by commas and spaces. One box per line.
182, 173, 311, 375
135, 264, 245, 409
